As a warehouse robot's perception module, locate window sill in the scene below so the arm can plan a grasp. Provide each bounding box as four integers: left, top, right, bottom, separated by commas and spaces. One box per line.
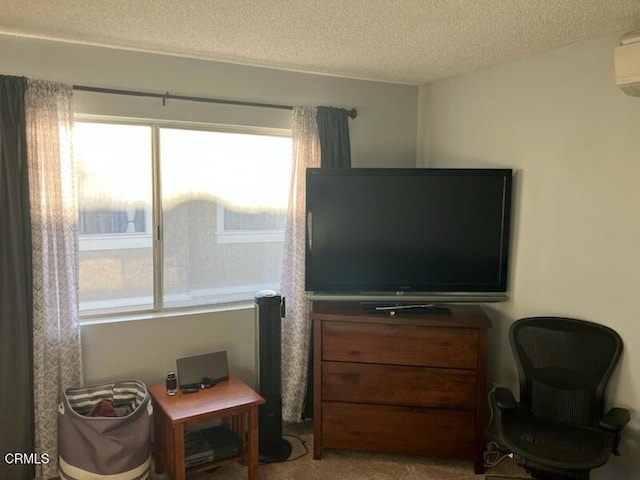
79, 301, 255, 326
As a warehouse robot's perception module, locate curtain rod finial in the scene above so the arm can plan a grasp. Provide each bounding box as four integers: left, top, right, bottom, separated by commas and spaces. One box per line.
349, 108, 357, 119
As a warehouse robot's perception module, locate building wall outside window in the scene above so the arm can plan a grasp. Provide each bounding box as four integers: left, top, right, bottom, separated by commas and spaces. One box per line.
76, 121, 292, 315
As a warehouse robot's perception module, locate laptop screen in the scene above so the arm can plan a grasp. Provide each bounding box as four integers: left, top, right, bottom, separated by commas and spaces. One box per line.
176, 351, 229, 388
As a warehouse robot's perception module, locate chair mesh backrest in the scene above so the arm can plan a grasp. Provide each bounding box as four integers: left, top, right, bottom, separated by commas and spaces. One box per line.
511, 317, 622, 427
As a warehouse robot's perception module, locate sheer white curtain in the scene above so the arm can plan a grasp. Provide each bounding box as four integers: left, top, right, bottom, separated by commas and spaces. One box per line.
280, 106, 320, 422
26, 79, 82, 480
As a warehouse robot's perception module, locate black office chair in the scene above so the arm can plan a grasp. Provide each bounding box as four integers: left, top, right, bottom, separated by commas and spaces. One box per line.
485, 317, 630, 480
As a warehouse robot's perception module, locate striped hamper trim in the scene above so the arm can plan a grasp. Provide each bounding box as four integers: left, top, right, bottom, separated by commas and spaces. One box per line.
59, 455, 151, 480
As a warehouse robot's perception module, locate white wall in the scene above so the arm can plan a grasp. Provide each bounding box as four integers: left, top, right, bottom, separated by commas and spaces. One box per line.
418, 34, 640, 479
1, 35, 418, 168
1, 34, 418, 389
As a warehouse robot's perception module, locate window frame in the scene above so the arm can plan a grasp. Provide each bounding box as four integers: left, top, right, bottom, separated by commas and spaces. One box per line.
75, 114, 292, 320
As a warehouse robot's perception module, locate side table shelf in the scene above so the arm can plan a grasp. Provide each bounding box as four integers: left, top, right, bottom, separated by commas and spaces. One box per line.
149, 374, 265, 480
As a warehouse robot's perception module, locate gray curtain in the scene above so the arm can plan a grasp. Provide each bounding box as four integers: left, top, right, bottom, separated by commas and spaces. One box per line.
0, 75, 35, 480
317, 106, 352, 168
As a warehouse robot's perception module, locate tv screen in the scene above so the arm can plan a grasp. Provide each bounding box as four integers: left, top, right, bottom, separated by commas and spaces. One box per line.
305, 168, 512, 302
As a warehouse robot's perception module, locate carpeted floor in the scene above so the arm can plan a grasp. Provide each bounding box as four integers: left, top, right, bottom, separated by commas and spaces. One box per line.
152, 421, 530, 480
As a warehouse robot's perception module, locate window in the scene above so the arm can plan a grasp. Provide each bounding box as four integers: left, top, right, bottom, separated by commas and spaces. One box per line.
75, 123, 154, 313
75, 120, 292, 316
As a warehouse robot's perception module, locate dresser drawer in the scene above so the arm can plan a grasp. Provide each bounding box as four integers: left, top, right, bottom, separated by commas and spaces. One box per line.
322, 361, 477, 409
322, 401, 475, 459
322, 321, 478, 369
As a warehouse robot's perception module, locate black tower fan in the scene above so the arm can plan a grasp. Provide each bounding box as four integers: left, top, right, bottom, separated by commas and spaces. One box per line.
255, 290, 292, 462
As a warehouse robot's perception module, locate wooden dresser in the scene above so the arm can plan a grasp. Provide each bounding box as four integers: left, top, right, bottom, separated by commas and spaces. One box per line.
311, 303, 491, 474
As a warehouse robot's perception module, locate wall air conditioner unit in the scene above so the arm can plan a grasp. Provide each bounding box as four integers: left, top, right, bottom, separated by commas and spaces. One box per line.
615, 31, 640, 96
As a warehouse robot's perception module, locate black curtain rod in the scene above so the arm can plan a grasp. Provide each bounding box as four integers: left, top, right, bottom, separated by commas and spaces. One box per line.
72, 85, 357, 119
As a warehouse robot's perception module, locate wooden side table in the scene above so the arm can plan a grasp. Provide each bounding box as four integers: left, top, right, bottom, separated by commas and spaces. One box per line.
149, 374, 265, 480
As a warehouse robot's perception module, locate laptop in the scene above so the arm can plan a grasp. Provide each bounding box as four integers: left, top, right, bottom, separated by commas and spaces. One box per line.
176, 351, 229, 391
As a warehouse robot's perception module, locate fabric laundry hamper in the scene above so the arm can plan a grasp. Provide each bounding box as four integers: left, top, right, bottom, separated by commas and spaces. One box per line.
58, 381, 153, 479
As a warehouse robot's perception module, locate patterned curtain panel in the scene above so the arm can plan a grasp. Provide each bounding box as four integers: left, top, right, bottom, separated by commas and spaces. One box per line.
280, 106, 320, 423
0, 75, 35, 480
25, 79, 82, 480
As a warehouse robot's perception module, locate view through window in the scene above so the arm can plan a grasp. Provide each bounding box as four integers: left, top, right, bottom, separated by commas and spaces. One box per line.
75, 120, 292, 315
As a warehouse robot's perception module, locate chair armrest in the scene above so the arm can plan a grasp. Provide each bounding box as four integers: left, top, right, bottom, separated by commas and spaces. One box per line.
599, 407, 630, 432
493, 387, 517, 410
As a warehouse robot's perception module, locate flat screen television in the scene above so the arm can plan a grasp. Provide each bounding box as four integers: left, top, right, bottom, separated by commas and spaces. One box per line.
305, 168, 513, 303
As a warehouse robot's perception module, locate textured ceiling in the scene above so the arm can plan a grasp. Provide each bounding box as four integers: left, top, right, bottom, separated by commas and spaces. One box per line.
1, 0, 639, 84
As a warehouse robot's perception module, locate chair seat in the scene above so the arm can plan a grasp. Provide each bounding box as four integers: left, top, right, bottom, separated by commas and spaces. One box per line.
502, 413, 613, 470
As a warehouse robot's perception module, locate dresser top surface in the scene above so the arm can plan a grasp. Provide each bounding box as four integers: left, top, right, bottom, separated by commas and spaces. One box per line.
311, 302, 492, 329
